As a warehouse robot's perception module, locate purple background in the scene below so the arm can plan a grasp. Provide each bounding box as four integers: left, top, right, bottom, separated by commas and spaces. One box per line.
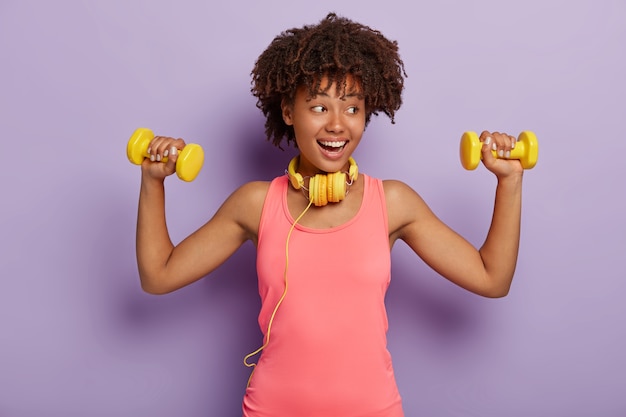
1, 1, 625, 416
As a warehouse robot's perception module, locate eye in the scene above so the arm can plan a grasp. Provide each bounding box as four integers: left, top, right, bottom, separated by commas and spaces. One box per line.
347, 106, 359, 114
311, 105, 326, 113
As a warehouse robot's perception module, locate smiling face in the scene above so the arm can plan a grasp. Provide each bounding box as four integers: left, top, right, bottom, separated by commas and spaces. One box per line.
281, 76, 366, 177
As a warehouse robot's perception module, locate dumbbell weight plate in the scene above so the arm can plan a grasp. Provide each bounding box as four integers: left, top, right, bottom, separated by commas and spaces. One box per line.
176, 144, 204, 182
127, 127, 154, 165
460, 131, 482, 170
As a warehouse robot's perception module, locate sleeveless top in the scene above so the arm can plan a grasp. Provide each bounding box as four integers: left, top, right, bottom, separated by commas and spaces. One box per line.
242, 174, 404, 417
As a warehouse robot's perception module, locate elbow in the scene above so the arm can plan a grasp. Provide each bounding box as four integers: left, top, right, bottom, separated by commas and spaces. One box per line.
139, 276, 174, 295
141, 284, 170, 295
484, 288, 510, 299
138, 263, 178, 294
473, 267, 515, 298
138, 267, 201, 294
481, 281, 512, 298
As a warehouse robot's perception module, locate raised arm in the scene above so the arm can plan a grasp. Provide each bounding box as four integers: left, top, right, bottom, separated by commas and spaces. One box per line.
135, 135, 267, 294
387, 131, 523, 298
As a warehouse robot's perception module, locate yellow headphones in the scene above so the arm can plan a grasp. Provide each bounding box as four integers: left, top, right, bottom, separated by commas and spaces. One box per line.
286, 156, 359, 206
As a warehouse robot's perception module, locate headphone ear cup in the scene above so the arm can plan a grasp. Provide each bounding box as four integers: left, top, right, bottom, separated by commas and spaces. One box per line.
327, 172, 346, 203
292, 173, 304, 190
308, 175, 316, 206
315, 174, 328, 206
287, 157, 304, 189
348, 157, 358, 182
308, 175, 317, 205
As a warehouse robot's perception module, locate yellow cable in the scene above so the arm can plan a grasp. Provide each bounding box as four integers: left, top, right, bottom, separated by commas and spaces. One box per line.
243, 198, 314, 386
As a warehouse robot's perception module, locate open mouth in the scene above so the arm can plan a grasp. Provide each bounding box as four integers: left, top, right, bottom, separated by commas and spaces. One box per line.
317, 140, 347, 153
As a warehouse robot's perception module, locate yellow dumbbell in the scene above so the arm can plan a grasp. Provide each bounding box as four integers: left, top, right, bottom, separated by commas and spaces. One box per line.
127, 128, 204, 182
460, 131, 538, 170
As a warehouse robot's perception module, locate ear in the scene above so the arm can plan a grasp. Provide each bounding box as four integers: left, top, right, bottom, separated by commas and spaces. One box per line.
281, 98, 294, 126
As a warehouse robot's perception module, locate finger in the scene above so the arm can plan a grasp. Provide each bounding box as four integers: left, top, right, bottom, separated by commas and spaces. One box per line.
153, 136, 174, 162
491, 132, 514, 158
150, 136, 181, 162
492, 132, 505, 158
505, 134, 516, 158
148, 136, 166, 161
164, 146, 178, 173
479, 131, 492, 144
478, 130, 493, 150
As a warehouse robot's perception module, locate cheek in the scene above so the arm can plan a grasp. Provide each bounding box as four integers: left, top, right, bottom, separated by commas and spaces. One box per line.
293, 116, 322, 133
349, 117, 366, 133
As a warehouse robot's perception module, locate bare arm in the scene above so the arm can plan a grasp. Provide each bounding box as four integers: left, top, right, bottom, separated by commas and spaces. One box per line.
387, 131, 523, 298
135, 135, 267, 294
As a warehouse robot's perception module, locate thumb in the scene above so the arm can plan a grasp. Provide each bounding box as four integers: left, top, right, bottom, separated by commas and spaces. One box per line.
481, 135, 496, 167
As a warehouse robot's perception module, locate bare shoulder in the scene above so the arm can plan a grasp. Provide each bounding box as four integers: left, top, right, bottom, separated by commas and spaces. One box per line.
382, 179, 428, 209
382, 179, 416, 200
215, 180, 270, 242
229, 180, 271, 206
382, 179, 435, 242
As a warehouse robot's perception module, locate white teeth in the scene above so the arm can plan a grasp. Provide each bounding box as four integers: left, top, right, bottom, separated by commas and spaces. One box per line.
319, 141, 346, 148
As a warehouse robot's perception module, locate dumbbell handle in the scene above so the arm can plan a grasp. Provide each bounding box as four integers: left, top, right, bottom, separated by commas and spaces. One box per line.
127, 128, 204, 182
460, 131, 538, 170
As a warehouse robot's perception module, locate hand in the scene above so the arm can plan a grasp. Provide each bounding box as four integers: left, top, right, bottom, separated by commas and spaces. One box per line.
141, 135, 187, 181
479, 131, 524, 179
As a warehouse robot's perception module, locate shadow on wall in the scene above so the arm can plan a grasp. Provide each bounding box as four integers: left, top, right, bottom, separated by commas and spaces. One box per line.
112, 105, 276, 328
88, 175, 261, 340
237, 109, 298, 182
387, 251, 489, 349
99, 211, 261, 413
119, 103, 288, 341
385, 179, 493, 349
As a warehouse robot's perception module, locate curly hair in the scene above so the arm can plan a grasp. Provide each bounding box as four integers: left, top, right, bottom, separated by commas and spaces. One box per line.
251, 12, 407, 148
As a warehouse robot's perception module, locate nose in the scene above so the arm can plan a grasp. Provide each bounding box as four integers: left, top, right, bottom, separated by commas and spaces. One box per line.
325, 110, 345, 133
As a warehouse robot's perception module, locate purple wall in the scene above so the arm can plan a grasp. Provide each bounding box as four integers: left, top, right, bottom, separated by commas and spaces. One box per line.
2, 1, 625, 416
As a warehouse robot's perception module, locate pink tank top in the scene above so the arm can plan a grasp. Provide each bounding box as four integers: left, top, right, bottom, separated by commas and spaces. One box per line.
242, 174, 403, 417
